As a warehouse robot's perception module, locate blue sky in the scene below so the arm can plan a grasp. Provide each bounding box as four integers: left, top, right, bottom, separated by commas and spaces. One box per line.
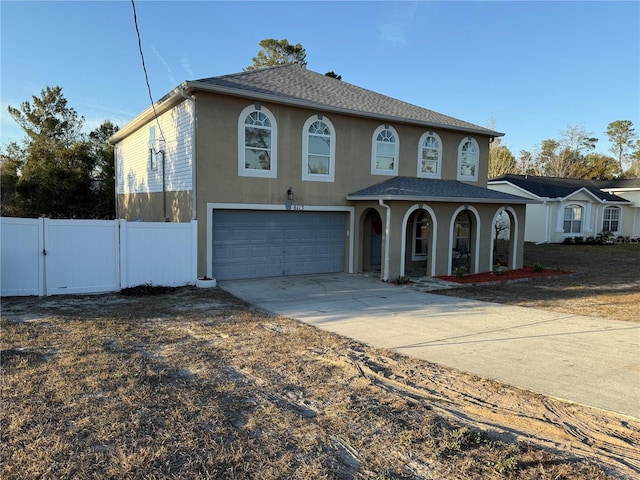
1, 0, 639, 158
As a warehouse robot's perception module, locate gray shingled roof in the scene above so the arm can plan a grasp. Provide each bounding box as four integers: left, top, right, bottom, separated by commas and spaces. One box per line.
189, 64, 501, 137
347, 177, 533, 204
489, 175, 632, 203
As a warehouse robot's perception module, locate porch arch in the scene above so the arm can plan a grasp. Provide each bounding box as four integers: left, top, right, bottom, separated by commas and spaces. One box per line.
490, 206, 519, 270
400, 204, 438, 278
358, 207, 384, 274
448, 205, 481, 276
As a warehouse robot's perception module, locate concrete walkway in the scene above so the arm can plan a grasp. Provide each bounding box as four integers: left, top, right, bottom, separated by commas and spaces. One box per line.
219, 273, 640, 419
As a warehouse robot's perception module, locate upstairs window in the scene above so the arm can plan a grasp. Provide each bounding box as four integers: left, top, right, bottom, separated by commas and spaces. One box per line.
302, 115, 335, 182
563, 205, 583, 234
602, 206, 621, 233
238, 105, 277, 178
371, 125, 399, 175
417, 131, 442, 178
457, 137, 479, 180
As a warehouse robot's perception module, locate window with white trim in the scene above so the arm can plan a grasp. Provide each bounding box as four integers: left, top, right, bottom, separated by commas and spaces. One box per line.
417, 131, 442, 178
238, 105, 277, 178
457, 137, 479, 180
371, 125, 399, 175
563, 205, 583, 234
302, 115, 335, 182
602, 206, 621, 233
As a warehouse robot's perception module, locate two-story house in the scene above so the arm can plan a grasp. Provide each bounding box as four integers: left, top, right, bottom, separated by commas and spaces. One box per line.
109, 64, 532, 282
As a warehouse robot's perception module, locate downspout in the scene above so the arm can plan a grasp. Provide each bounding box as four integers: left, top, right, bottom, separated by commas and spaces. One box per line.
181, 88, 197, 220
378, 199, 391, 281
160, 150, 167, 221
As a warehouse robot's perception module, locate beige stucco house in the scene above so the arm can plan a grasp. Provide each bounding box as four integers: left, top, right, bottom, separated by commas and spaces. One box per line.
488, 175, 640, 244
109, 65, 532, 282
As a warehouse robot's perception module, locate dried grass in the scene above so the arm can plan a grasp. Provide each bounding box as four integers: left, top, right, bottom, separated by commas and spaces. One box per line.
2, 243, 638, 478
439, 242, 640, 322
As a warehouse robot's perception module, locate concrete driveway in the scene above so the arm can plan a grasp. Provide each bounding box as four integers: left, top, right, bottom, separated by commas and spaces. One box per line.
219, 273, 640, 419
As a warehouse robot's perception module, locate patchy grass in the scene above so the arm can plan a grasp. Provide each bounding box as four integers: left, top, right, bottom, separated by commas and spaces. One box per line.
2, 285, 637, 479
438, 242, 640, 322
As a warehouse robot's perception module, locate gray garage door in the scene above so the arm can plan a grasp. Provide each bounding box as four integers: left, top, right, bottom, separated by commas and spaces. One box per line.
212, 210, 346, 280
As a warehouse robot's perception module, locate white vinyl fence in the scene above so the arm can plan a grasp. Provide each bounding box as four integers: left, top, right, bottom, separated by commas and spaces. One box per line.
1, 217, 197, 296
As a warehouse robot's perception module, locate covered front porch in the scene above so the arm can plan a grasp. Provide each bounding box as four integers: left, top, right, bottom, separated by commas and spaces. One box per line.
347, 177, 533, 281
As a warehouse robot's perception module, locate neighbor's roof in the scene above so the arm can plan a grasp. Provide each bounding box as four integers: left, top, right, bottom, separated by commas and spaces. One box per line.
347, 177, 534, 204
110, 64, 502, 144
489, 174, 631, 203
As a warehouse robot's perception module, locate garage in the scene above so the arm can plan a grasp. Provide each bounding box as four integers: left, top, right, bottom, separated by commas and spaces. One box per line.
212, 210, 346, 280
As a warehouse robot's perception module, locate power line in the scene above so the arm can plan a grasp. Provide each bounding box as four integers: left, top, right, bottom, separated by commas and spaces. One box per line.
130, 0, 166, 146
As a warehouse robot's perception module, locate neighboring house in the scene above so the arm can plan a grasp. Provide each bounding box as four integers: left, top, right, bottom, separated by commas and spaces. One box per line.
109, 64, 533, 281
488, 174, 640, 244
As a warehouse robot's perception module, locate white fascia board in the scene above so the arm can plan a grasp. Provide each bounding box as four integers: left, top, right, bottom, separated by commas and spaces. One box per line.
560, 187, 605, 203
108, 83, 189, 145
603, 187, 640, 193
487, 180, 547, 201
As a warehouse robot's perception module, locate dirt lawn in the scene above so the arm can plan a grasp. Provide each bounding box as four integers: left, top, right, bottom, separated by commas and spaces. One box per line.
1, 243, 639, 479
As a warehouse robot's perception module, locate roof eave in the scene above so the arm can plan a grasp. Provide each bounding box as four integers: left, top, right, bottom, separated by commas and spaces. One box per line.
182, 80, 503, 138
346, 195, 536, 204
487, 180, 547, 201
109, 76, 504, 145
108, 82, 191, 145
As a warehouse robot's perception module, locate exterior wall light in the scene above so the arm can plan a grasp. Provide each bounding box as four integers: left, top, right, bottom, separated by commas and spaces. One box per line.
285, 188, 293, 210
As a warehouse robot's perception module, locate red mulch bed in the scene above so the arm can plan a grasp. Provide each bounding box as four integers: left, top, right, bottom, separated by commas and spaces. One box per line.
436, 265, 576, 285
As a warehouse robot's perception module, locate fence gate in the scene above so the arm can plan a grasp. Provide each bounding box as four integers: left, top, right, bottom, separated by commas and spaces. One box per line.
1, 218, 197, 296
44, 219, 120, 295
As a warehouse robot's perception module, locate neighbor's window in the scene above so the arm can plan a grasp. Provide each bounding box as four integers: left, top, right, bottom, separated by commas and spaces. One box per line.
371, 125, 399, 175
238, 105, 277, 178
563, 205, 583, 234
457, 137, 479, 180
302, 115, 335, 182
418, 131, 442, 178
602, 206, 621, 233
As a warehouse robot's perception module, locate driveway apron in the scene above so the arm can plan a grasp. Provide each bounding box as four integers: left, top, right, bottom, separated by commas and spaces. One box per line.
219, 273, 640, 419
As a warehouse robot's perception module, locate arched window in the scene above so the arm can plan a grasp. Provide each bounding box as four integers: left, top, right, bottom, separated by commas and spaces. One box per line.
457, 137, 479, 180
302, 115, 335, 182
602, 206, 621, 233
238, 105, 277, 178
417, 131, 442, 178
563, 204, 583, 234
371, 125, 399, 175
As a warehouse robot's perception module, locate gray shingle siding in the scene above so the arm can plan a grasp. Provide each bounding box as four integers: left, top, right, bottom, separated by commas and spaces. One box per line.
190, 65, 502, 136
348, 177, 533, 203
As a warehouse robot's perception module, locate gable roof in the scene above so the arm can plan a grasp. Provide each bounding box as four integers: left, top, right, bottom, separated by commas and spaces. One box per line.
488, 174, 631, 203
347, 177, 533, 204
110, 64, 502, 144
